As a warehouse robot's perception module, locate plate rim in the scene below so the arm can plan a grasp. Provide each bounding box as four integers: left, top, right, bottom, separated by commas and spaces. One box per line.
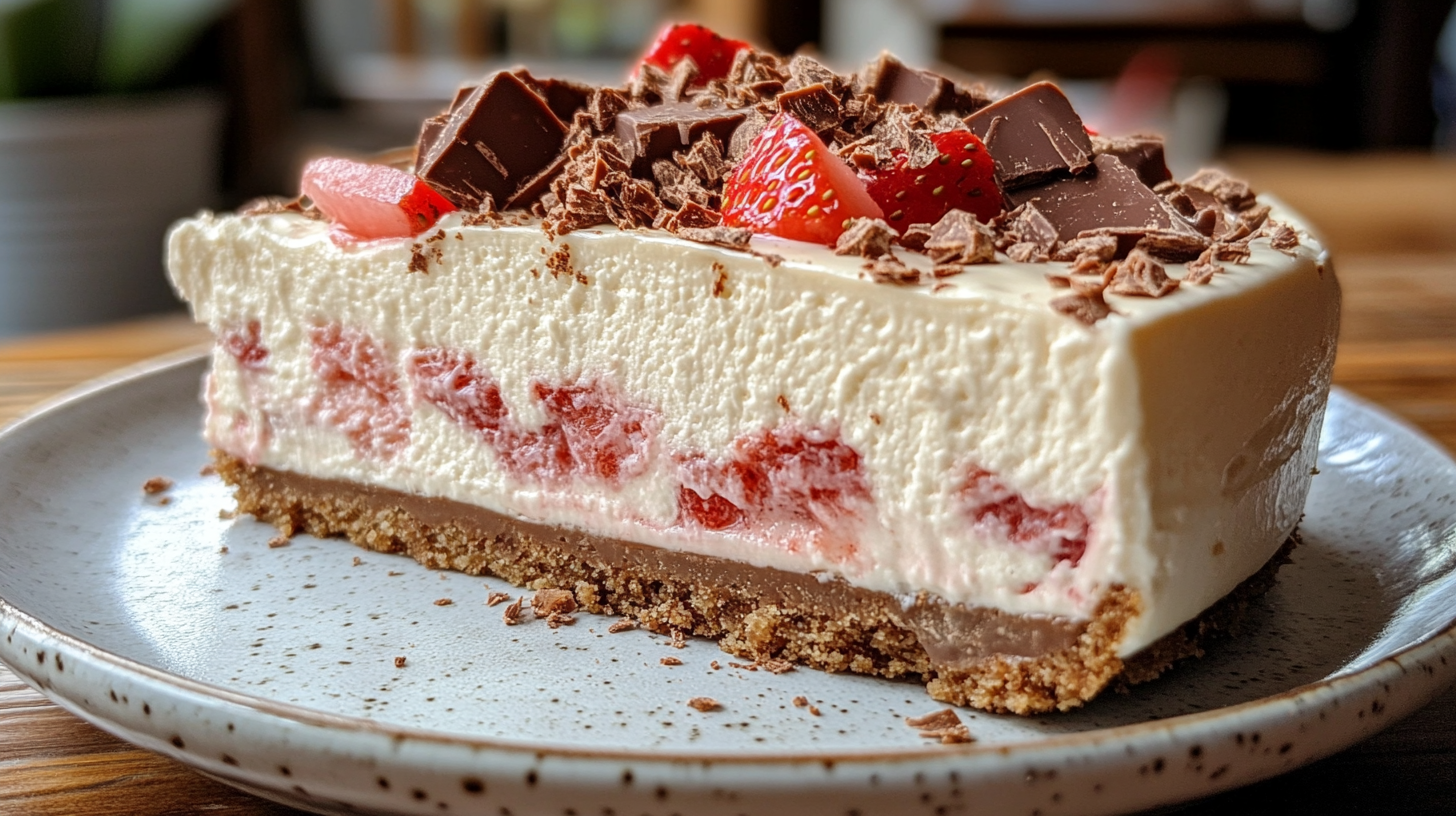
2, 351, 1455, 766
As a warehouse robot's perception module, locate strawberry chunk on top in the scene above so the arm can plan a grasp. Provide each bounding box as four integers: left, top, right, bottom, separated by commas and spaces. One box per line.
301, 157, 456, 242
637, 22, 750, 85
721, 113, 884, 246
860, 130, 1003, 230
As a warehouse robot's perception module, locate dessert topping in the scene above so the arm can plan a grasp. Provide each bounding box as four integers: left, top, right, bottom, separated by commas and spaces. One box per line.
833, 217, 896, 259
615, 103, 747, 174
860, 130, 1002, 228
862, 53, 990, 116
1007, 154, 1202, 250
923, 210, 997, 265
416, 71, 568, 211
721, 113, 883, 244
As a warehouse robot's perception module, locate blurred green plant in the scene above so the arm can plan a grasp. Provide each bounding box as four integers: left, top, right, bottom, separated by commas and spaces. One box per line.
0, 0, 234, 100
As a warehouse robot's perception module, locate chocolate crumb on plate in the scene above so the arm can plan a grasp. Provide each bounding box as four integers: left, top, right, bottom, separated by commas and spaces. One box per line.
486, 592, 512, 607
759, 658, 795, 674
394, 656, 407, 669
503, 596, 524, 625
792, 696, 809, 707
142, 476, 174, 495
905, 708, 975, 744
607, 618, 637, 633
532, 588, 578, 617
687, 697, 722, 712
661, 656, 683, 666
433, 598, 454, 607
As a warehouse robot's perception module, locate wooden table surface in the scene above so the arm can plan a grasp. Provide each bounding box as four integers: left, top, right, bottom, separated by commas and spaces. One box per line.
2, 152, 1455, 814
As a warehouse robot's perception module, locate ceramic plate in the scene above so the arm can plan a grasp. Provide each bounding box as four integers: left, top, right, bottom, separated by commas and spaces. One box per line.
2, 352, 1455, 816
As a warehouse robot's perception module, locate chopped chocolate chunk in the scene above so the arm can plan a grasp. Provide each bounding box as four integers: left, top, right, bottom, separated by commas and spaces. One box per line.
512, 69, 594, 123
660, 656, 683, 666
678, 225, 752, 250
1090, 134, 1172, 188
1049, 234, 1118, 263
834, 217, 897, 258
532, 588, 578, 617
608, 619, 637, 633
653, 160, 714, 209
1006, 241, 1048, 263
1134, 229, 1210, 263
898, 222, 933, 251
416, 71, 568, 210
502, 596, 524, 625
661, 201, 722, 232
1050, 289, 1114, 325
394, 656, 407, 669
933, 264, 964, 278
1265, 221, 1300, 254
1010, 155, 1198, 253
486, 592, 511, 606
1239, 203, 1272, 232
687, 697, 722, 712
614, 103, 747, 174
863, 53, 989, 116
777, 83, 842, 133
142, 476, 174, 495
786, 54, 843, 92
675, 132, 733, 185
1213, 240, 1252, 264
1106, 249, 1179, 297
728, 108, 770, 162
964, 82, 1093, 190
1003, 203, 1059, 256
924, 209, 996, 265
1182, 168, 1257, 211
1185, 248, 1222, 284
589, 88, 630, 132
546, 611, 575, 629
864, 255, 920, 284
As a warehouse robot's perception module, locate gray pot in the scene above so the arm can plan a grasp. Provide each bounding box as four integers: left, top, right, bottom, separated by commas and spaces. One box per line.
0, 93, 220, 339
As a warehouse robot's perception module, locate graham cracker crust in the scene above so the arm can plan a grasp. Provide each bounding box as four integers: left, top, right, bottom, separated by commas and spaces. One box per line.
214, 452, 1296, 715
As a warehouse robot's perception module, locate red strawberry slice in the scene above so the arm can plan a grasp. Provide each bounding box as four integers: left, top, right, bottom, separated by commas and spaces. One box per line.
637, 23, 750, 85
860, 131, 1003, 230
301, 157, 456, 242
721, 113, 884, 246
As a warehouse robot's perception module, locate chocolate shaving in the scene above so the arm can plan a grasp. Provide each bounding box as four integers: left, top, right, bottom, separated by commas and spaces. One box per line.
503, 596, 524, 625
678, 225, 753, 251
1182, 168, 1257, 211
834, 217, 897, 259
933, 264, 964, 278
1106, 249, 1179, 297
898, 222, 933, 251
905, 708, 963, 730
864, 255, 920, 284
1050, 289, 1114, 325
660, 200, 722, 232
787, 55, 842, 92
925, 210, 996, 265
777, 83, 843, 133
758, 659, 795, 674
486, 592, 511, 607
675, 132, 733, 185
1265, 221, 1300, 254
1049, 234, 1117, 263
1184, 247, 1222, 284
1133, 230, 1210, 263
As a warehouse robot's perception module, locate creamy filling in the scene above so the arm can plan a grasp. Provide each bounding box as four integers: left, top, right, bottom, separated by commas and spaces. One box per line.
167, 206, 1339, 654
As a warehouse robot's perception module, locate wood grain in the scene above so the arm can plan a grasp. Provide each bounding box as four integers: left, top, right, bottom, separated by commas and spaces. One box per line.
0, 245, 1453, 812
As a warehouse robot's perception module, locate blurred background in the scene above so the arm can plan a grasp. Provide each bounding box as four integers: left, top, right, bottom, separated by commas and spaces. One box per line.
1, 0, 1455, 337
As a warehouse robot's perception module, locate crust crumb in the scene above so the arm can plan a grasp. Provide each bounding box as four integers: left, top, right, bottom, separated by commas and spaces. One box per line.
394, 656, 407, 668
352, 556, 363, 566
267, 535, 290, 549
687, 697, 721, 712
503, 596, 524, 625
608, 619, 637, 633
792, 696, 809, 707
434, 598, 454, 606
660, 656, 683, 666
143, 476, 174, 494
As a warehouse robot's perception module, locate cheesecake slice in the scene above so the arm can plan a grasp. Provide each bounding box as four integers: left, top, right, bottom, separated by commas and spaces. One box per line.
166, 29, 1339, 713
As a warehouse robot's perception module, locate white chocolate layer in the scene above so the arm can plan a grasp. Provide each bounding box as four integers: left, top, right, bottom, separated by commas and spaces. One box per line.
168, 206, 1339, 655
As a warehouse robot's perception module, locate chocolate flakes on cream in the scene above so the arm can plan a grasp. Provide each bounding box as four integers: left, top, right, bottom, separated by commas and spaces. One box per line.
395, 36, 1294, 326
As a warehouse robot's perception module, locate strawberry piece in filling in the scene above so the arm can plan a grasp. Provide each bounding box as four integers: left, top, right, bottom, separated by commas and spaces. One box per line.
409, 348, 657, 486
959, 468, 1090, 567
678, 422, 871, 562
309, 325, 411, 459
301, 157, 456, 243
221, 320, 270, 371
722, 113, 883, 246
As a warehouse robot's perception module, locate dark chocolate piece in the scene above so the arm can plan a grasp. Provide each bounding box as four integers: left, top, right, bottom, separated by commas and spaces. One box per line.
777, 83, 842, 133
513, 69, 594, 123
614, 103, 747, 174
964, 82, 1094, 190
1090, 134, 1172, 188
863, 53, 989, 116
1007, 154, 1198, 252
416, 72, 568, 210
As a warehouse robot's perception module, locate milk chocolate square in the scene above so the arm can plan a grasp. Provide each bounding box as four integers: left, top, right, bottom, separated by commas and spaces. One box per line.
1007, 154, 1197, 248
416, 71, 568, 210
964, 82, 1094, 191
614, 103, 746, 175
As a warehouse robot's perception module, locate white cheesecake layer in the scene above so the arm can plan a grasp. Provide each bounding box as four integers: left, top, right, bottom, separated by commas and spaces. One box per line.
167, 207, 1339, 655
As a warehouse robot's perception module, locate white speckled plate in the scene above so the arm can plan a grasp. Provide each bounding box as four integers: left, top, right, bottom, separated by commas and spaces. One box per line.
2, 352, 1455, 816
